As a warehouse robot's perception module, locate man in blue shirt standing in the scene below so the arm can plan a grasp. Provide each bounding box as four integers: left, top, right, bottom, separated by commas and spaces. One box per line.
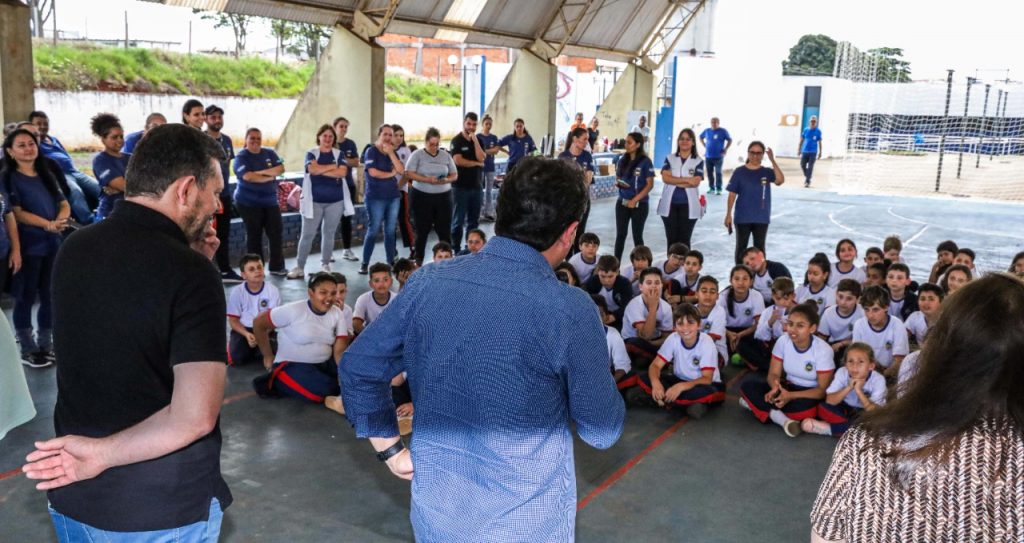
700, 117, 731, 195
799, 115, 823, 187
340, 156, 625, 543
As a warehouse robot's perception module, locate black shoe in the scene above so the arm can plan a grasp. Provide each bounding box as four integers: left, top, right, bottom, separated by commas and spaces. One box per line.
252, 374, 281, 398
804, 180, 811, 188
221, 270, 244, 283
21, 351, 52, 369
268, 268, 288, 277
358, 264, 368, 275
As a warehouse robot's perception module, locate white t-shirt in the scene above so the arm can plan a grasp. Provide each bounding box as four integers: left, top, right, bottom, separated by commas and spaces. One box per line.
751, 269, 776, 305
569, 253, 599, 284
653, 259, 686, 284
888, 295, 908, 318
896, 350, 921, 395
826, 367, 887, 408
621, 296, 674, 340
771, 334, 836, 388
795, 284, 835, 315
599, 285, 621, 313
852, 315, 909, 369
226, 282, 282, 328
904, 311, 929, 345
818, 305, 864, 343
270, 300, 348, 364
342, 303, 354, 336
353, 290, 397, 328
829, 262, 867, 288
656, 332, 722, 383
754, 305, 788, 341
606, 326, 630, 373
716, 288, 765, 328
620, 263, 641, 296
699, 304, 728, 363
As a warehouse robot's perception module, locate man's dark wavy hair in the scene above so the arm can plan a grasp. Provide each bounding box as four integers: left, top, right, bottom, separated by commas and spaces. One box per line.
495, 156, 587, 252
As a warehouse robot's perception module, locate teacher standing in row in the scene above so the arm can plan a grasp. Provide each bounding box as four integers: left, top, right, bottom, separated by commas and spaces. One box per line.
724, 141, 784, 265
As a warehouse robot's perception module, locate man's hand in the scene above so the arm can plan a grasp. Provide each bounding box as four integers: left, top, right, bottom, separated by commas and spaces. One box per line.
385, 449, 414, 481
190, 222, 219, 260
23, 436, 109, 490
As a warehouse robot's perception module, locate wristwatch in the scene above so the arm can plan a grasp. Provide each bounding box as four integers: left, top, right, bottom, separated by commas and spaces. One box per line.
376, 441, 405, 463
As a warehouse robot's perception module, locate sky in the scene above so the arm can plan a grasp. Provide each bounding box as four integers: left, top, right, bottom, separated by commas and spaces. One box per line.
51, 0, 1024, 85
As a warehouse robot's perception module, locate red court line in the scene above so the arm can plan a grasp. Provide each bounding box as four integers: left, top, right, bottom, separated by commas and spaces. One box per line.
725, 368, 750, 391
577, 417, 690, 511
0, 467, 22, 482
222, 391, 257, 405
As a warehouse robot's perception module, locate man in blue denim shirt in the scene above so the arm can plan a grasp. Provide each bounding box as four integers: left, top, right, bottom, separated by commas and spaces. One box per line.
341, 156, 626, 542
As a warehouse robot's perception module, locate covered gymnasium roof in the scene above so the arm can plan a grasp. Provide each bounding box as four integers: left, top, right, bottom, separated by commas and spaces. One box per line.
147, 0, 706, 67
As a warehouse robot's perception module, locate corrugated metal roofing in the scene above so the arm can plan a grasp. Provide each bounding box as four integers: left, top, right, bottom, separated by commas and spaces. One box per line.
150, 0, 686, 62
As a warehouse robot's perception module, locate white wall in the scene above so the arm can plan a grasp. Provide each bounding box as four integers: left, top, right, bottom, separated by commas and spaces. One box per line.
32, 90, 462, 149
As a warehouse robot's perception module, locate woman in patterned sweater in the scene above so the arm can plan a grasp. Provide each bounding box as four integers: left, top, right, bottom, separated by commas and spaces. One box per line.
810, 273, 1024, 542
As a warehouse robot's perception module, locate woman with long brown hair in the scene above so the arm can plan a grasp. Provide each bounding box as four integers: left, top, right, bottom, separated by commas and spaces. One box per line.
811, 273, 1024, 542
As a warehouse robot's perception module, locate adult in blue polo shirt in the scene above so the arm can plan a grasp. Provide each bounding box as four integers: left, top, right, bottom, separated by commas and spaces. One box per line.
203, 104, 240, 282
29, 110, 99, 224
333, 116, 361, 262
799, 116, 823, 187
89, 113, 129, 221
339, 156, 624, 543
233, 127, 286, 274
121, 112, 166, 154
612, 132, 654, 261
497, 118, 536, 173
724, 141, 785, 265
359, 123, 405, 275
699, 116, 732, 195
558, 127, 596, 255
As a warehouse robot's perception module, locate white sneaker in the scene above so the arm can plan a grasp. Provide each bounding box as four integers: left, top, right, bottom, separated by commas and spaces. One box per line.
801, 418, 832, 436
738, 397, 751, 411
769, 409, 792, 429
342, 249, 358, 261
285, 266, 305, 279
321, 263, 332, 273
784, 419, 803, 437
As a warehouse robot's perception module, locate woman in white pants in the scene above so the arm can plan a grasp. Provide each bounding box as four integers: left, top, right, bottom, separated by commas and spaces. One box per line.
287, 125, 353, 279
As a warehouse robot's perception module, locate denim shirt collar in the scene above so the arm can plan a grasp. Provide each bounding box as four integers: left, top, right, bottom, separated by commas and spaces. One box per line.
479, 236, 555, 279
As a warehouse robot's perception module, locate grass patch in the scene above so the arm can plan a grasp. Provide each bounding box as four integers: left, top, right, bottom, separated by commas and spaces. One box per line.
33, 41, 458, 104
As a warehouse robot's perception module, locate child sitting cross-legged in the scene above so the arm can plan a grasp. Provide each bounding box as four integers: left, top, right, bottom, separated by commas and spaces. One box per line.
801, 342, 886, 437
695, 275, 728, 366
852, 285, 909, 379
621, 267, 675, 371
226, 254, 282, 366
583, 255, 633, 330
817, 278, 864, 365
739, 300, 835, 437
637, 303, 726, 419
736, 277, 797, 372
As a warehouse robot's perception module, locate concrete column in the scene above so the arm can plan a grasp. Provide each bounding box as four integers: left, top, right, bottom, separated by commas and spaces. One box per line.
484, 49, 556, 146
595, 64, 656, 144
275, 25, 384, 169
0, 1, 35, 126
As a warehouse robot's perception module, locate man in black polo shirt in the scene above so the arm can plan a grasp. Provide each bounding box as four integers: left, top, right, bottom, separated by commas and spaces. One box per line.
449, 112, 485, 252
23, 124, 232, 538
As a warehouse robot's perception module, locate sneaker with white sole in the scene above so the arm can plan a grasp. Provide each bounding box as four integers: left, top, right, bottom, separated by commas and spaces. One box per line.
738, 397, 752, 411
21, 352, 52, 369
285, 266, 305, 280
342, 249, 358, 261
321, 263, 332, 273
801, 418, 832, 436
784, 419, 803, 437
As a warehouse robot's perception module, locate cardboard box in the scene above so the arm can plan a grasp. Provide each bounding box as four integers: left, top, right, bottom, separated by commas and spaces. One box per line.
598, 164, 612, 176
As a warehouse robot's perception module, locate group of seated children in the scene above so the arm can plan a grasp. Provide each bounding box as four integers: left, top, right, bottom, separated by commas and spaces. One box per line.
575, 231, 995, 439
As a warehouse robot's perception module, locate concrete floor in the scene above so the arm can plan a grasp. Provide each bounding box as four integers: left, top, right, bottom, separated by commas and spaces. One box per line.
2, 168, 1022, 541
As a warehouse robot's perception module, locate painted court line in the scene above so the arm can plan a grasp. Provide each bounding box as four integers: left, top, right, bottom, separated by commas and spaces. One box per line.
0, 467, 22, 482
577, 417, 690, 511
827, 206, 884, 242
887, 207, 929, 226
904, 225, 930, 247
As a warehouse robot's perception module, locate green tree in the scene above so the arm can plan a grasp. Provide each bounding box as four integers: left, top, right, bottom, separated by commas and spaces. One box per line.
782, 34, 838, 76
287, 23, 332, 61
868, 47, 912, 82
269, 19, 294, 63
194, 10, 251, 58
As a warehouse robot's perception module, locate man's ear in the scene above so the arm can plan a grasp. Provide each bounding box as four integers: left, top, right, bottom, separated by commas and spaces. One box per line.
172, 175, 197, 206
561, 221, 579, 249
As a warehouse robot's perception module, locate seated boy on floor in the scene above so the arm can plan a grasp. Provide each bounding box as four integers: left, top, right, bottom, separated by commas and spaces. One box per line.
662, 247, 698, 306
583, 255, 633, 329
654, 242, 689, 284
621, 267, 675, 370
352, 262, 396, 335
736, 277, 796, 372
885, 263, 918, 321
928, 239, 958, 283
621, 245, 654, 296
678, 250, 704, 304
742, 246, 793, 306
817, 279, 864, 365
852, 285, 908, 379
432, 241, 454, 262
860, 246, 884, 277
226, 254, 282, 366
592, 295, 635, 391
392, 258, 418, 292
637, 303, 725, 419
882, 235, 906, 265
864, 261, 888, 288
695, 276, 728, 366
569, 232, 600, 283
905, 282, 943, 349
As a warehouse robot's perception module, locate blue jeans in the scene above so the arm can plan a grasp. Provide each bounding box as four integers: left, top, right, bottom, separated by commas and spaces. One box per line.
49, 498, 223, 542
362, 197, 400, 266
800, 153, 818, 184
450, 186, 482, 251
705, 157, 724, 192
64, 172, 99, 225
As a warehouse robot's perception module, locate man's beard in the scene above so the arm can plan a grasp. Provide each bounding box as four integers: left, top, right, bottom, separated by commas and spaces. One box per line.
183, 207, 212, 244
